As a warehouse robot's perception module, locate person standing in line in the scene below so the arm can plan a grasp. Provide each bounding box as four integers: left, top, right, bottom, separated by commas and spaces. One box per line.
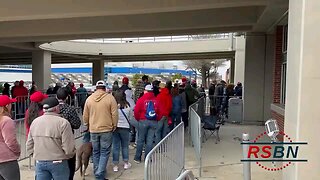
56, 88, 82, 180
11, 81, 19, 98
171, 85, 182, 128
77, 83, 88, 112
133, 85, 159, 163
29, 81, 37, 95
2, 83, 11, 97
0, 95, 21, 180
156, 82, 172, 141
133, 79, 144, 103
24, 91, 48, 138
179, 85, 188, 128
26, 97, 76, 180
112, 91, 132, 172
83, 80, 118, 180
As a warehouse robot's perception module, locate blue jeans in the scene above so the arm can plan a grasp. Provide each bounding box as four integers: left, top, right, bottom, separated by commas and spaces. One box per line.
155, 117, 164, 144
91, 132, 113, 180
171, 113, 182, 128
134, 120, 157, 161
161, 117, 170, 138
83, 132, 91, 143
36, 160, 69, 180
112, 128, 130, 164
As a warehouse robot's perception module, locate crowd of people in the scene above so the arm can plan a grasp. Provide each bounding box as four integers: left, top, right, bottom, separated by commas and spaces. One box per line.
0, 75, 241, 180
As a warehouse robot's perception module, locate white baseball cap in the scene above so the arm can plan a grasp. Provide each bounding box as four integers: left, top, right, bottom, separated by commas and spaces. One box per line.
145, 84, 153, 91
96, 80, 106, 87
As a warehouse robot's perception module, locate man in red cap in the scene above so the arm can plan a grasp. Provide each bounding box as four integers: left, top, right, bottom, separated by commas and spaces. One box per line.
12, 80, 28, 119
119, 77, 131, 92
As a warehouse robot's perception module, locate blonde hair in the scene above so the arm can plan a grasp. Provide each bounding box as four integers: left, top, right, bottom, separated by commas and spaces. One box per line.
0, 106, 11, 120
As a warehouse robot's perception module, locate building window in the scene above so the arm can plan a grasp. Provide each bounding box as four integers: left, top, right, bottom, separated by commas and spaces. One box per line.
280, 25, 288, 104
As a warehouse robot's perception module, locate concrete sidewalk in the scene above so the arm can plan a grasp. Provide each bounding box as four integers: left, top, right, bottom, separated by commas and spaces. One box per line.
19, 124, 282, 180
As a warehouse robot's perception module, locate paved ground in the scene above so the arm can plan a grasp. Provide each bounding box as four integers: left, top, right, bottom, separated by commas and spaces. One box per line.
18, 123, 282, 180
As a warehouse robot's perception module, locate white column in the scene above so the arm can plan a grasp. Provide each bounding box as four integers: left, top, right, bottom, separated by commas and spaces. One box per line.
243, 33, 274, 123
283, 0, 320, 179
32, 51, 51, 90
234, 36, 245, 84
243, 33, 266, 124
92, 60, 104, 85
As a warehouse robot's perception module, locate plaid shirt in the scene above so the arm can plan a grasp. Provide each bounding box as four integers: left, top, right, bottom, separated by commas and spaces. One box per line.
58, 103, 81, 130
134, 83, 145, 103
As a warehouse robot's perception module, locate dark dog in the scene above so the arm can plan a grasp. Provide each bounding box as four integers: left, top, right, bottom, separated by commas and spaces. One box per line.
75, 142, 92, 180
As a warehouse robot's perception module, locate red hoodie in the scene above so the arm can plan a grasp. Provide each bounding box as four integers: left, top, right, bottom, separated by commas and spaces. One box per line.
134, 92, 161, 121
156, 88, 173, 125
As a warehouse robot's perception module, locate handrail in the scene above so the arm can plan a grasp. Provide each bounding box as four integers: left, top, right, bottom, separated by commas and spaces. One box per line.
71, 33, 231, 44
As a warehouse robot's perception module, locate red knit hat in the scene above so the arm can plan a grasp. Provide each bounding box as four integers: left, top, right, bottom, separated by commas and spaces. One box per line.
122, 77, 129, 85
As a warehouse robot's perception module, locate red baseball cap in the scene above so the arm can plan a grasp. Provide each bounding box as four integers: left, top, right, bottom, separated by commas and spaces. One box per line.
30, 91, 48, 103
0, 95, 17, 107
181, 77, 187, 82
122, 77, 129, 85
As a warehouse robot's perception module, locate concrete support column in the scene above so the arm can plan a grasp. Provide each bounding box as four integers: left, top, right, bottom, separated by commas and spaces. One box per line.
32, 51, 51, 90
283, 0, 320, 179
230, 58, 235, 84
234, 36, 245, 84
243, 33, 274, 124
92, 60, 104, 85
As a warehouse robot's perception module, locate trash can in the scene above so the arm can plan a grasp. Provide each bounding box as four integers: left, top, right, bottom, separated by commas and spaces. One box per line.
227, 98, 243, 123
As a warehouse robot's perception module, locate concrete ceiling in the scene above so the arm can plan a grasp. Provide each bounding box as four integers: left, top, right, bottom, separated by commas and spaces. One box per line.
0, 0, 288, 63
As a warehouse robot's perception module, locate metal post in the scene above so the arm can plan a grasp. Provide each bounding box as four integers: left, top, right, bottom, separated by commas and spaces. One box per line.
242, 133, 251, 180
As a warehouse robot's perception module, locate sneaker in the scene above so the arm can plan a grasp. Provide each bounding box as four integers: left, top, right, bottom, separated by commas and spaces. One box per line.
113, 165, 119, 172
134, 159, 141, 164
124, 162, 132, 170
133, 143, 137, 148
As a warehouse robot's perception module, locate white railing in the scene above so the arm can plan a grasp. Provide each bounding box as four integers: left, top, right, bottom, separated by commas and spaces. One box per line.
71, 33, 231, 44
144, 122, 185, 180
176, 170, 195, 180
188, 97, 205, 178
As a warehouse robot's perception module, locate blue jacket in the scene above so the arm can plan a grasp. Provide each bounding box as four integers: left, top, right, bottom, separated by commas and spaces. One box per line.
172, 95, 182, 115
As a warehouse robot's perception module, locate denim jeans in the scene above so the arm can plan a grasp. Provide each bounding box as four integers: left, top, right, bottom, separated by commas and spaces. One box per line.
112, 128, 130, 164
161, 117, 170, 139
171, 113, 182, 128
154, 117, 164, 145
134, 120, 157, 161
91, 132, 113, 180
36, 160, 69, 180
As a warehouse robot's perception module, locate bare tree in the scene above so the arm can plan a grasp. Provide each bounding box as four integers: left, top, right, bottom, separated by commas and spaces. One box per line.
184, 59, 226, 88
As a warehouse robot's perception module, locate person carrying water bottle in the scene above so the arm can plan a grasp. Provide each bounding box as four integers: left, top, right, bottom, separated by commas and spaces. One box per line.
133, 84, 161, 164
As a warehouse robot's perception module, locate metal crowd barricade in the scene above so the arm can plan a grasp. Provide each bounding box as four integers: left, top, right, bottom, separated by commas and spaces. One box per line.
144, 122, 185, 180
176, 170, 195, 180
13, 95, 30, 120
15, 118, 33, 169
189, 103, 203, 177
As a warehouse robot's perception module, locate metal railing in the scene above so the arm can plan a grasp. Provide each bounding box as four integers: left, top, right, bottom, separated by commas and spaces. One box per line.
71, 33, 231, 44
144, 122, 185, 180
189, 99, 203, 177
176, 170, 195, 180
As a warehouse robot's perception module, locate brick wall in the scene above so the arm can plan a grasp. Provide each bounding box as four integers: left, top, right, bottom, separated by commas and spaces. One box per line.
273, 26, 283, 103
271, 111, 284, 141
272, 26, 285, 141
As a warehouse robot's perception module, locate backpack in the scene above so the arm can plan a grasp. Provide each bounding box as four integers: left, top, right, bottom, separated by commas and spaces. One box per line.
145, 101, 157, 120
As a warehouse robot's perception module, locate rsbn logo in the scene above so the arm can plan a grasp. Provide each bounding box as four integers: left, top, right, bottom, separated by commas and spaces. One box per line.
241, 120, 308, 171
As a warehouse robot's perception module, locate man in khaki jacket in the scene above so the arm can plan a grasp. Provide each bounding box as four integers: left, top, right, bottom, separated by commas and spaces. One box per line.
83, 80, 118, 180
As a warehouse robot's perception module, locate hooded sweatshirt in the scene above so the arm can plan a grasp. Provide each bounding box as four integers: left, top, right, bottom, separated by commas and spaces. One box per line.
134, 92, 160, 121
156, 88, 173, 124
83, 90, 118, 133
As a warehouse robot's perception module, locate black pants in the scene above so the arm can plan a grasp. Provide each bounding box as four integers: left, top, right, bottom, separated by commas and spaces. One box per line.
181, 111, 188, 128
68, 155, 76, 180
0, 160, 20, 180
